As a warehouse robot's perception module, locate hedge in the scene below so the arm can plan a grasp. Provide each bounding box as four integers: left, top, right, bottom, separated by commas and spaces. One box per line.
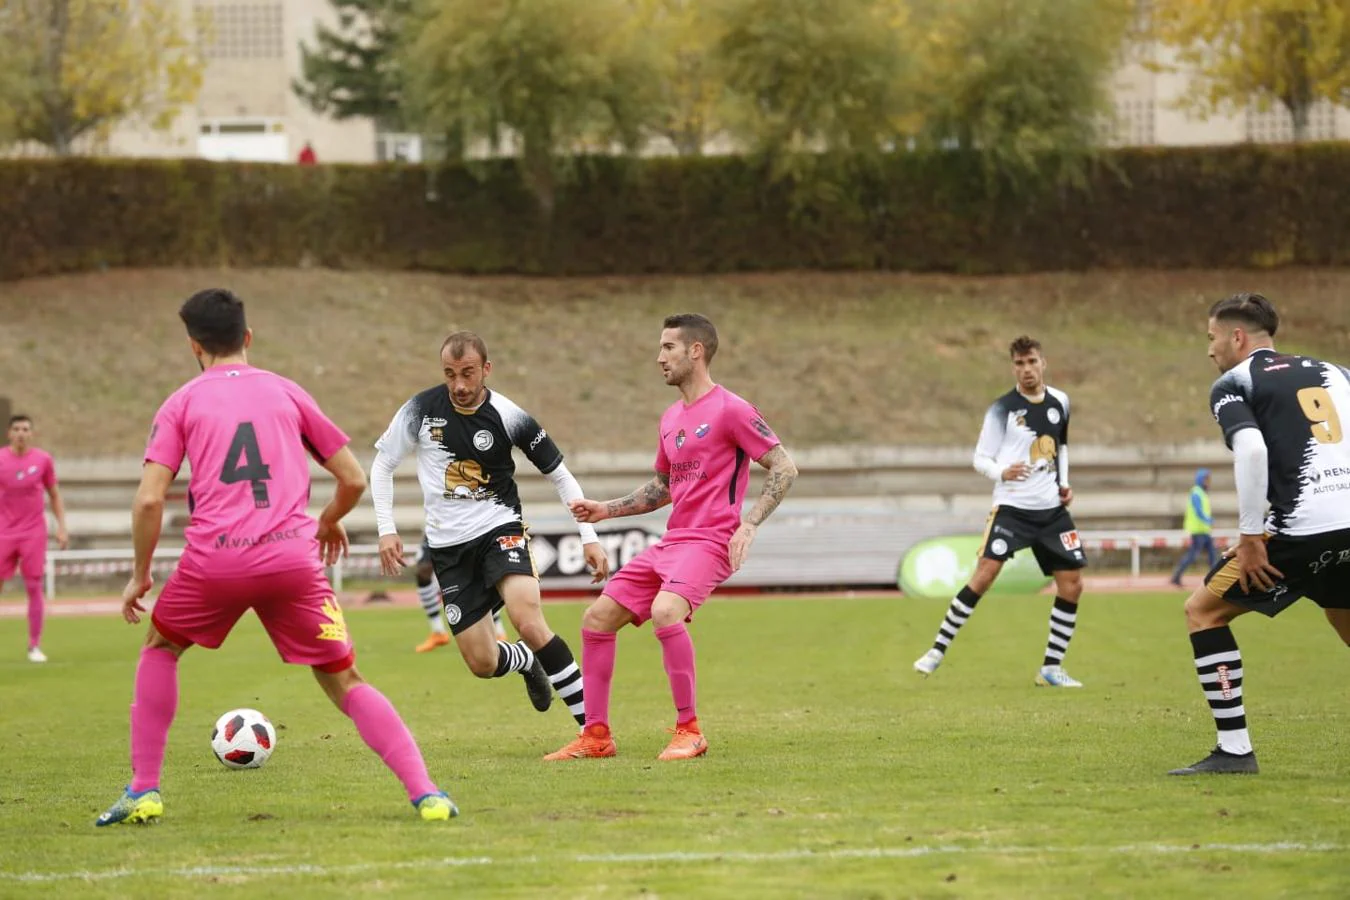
1, 143, 1346, 281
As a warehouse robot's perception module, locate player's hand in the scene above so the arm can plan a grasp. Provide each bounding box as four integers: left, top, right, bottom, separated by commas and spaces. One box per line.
1059, 486, 1074, 507
569, 498, 608, 524
582, 541, 610, 584
729, 522, 758, 572
317, 518, 350, 566
56, 526, 69, 551
121, 574, 153, 624
1002, 462, 1030, 482
378, 533, 406, 576
1235, 534, 1282, 594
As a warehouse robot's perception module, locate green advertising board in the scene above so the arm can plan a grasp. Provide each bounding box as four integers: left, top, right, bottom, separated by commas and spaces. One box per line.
898, 534, 1054, 599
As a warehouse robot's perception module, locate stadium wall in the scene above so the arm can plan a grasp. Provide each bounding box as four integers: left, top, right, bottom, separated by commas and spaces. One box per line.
3, 145, 1349, 281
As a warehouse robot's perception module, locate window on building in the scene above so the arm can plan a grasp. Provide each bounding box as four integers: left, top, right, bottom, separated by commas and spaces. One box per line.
196, 2, 284, 60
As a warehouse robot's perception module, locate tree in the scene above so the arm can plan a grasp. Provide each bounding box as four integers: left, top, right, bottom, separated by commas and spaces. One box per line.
709, 0, 912, 159
630, 0, 728, 155
293, 0, 412, 131
1150, 0, 1350, 142
402, 0, 660, 212
912, 0, 1131, 194
1, 0, 203, 155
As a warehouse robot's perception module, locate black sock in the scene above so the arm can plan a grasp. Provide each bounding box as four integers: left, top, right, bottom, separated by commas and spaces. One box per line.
492, 640, 535, 678
1190, 626, 1251, 755
1042, 597, 1078, 667
536, 635, 585, 726
932, 586, 982, 654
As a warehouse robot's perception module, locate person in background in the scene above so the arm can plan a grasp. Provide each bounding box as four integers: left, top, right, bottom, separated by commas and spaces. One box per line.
1170, 468, 1216, 587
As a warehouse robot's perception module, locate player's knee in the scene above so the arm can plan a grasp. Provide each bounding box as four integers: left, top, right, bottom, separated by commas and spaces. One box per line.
1055, 575, 1083, 602
580, 601, 620, 632
464, 645, 498, 678
1183, 590, 1227, 631
513, 618, 552, 648
415, 560, 434, 587
650, 597, 690, 628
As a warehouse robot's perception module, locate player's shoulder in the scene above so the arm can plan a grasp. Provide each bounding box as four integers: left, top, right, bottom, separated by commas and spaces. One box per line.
405, 384, 452, 417
1210, 356, 1258, 397
986, 388, 1020, 415
1045, 385, 1070, 409
485, 389, 531, 421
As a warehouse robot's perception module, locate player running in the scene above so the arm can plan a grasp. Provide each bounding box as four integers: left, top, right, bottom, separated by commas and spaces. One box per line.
912, 336, 1088, 687
371, 332, 607, 730
1, 415, 69, 663
96, 289, 454, 826
1171, 293, 1350, 775
545, 313, 798, 761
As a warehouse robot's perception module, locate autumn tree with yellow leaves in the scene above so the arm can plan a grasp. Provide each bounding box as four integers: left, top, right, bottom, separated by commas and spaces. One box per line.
0, 0, 203, 155
1150, 0, 1350, 142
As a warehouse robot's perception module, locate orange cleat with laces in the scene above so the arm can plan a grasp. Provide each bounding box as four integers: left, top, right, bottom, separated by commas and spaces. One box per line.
543, 723, 617, 760
415, 632, 451, 653
657, 718, 708, 761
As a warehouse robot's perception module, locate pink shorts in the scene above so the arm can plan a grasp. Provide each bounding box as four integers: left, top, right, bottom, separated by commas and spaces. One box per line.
151, 563, 355, 671
604, 539, 732, 626
0, 532, 45, 582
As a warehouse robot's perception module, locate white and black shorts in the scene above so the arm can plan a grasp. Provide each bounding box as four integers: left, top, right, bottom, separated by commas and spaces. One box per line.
980, 505, 1086, 574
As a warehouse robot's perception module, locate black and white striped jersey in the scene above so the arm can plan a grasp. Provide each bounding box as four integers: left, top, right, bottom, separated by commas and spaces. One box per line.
974, 386, 1070, 511
1210, 348, 1350, 537
374, 386, 563, 547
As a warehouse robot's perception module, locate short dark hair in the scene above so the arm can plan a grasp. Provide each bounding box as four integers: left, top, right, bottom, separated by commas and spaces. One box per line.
1009, 335, 1042, 358
179, 289, 247, 355
441, 331, 489, 363
8, 415, 31, 427
663, 313, 719, 363
1209, 292, 1279, 337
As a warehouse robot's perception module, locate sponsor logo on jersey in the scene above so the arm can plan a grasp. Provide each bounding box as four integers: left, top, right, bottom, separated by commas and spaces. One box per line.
1059, 530, 1081, 551
497, 534, 525, 551
443, 459, 491, 500
695, 423, 710, 438
1212, 393, 1243, 419
473, 429, 494, 451
751, 417, 773, 439
529, 429, 548, 450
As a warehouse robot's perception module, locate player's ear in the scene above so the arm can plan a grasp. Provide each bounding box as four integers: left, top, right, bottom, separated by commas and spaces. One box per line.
482, 359, 491, 378
243, 328, 253, 349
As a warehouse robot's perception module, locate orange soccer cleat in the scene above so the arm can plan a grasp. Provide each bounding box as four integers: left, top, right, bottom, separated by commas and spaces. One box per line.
414, 632, 451, 653
657, 719, 708, 761
543, 723, 617, 760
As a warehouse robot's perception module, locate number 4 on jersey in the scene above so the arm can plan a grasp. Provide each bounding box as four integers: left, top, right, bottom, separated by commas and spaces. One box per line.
221, 422, 272, 508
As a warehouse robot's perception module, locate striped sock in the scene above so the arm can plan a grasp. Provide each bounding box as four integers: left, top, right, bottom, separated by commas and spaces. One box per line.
536, 635, 586, 726
1042, 597, 1078, 666
492, 640, 536, 678
1191, 626, 1252, 755
416, 578, 447, 635
931, 586, 981, 654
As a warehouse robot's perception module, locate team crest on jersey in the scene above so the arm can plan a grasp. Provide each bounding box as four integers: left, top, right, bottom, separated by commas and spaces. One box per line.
675, 429, 686, 449
1047, 408, 1061, 424
473, 429, 494, 451
695, 423, 710, 438
497, 534, 525, 551
443, 603, 462, 625
1059, 530, 1081, 551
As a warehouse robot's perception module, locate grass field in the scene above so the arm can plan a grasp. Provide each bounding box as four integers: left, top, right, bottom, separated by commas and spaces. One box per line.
1, 592, 1348, 898
7, 267, 1350, 455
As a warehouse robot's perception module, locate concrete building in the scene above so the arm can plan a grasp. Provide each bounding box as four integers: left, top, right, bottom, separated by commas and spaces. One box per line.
89, 3, 1347, 163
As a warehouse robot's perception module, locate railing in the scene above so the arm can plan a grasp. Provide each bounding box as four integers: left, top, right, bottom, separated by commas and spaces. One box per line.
40, 528, 1238, 598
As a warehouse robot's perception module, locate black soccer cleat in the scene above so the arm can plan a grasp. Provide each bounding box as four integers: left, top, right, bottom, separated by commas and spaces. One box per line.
523, 657, 553, 712
1168, 746, 1259, 776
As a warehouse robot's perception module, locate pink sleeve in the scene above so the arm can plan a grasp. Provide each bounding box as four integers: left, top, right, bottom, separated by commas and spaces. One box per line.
729, 399, 781, 460
145, 394, 187, 474
654, 432, 671, 476
289, 383, 349, 461
41, 454, 57, 489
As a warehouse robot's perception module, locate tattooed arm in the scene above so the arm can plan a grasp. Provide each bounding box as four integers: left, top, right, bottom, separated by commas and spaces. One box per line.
568, 472, 671, 523
729, 445, 798, 570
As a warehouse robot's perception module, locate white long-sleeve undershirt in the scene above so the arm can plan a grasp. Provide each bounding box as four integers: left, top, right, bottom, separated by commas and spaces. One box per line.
1231, 428, 1269, 535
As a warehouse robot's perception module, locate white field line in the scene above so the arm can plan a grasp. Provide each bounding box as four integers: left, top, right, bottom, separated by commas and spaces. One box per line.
2, 842, 1341, 884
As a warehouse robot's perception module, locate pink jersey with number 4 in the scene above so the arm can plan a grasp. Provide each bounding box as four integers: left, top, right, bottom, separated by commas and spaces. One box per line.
654, 385, 781, 545
145, 364, 349, 575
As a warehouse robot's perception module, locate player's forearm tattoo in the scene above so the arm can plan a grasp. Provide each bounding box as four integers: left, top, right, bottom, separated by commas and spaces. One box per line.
745, 447, 798, 527
606, 473, 672, 518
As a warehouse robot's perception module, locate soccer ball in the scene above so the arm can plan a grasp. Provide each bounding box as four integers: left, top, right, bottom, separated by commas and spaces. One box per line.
211, 708, 276, 769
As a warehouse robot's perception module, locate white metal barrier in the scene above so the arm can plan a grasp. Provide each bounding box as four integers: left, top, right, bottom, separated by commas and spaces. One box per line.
39, 529, 1239, 598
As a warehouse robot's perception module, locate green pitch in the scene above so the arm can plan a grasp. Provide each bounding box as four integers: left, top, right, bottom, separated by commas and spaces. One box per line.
1, 593, 1347, 898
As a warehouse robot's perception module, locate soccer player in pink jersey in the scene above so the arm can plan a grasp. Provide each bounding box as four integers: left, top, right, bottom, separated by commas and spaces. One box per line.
0, 415, 69, 663
545, 314, 798, 761
96, 289, 455, 826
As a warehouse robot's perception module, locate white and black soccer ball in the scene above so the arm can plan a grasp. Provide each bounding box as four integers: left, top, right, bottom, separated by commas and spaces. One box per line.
211, 708, 277, 769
